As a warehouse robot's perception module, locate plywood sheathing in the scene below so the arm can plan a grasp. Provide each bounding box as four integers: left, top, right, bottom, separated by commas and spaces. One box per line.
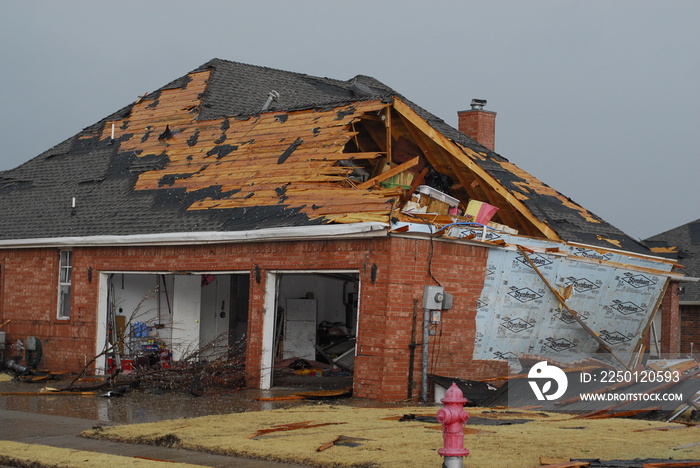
103, 69, 397, 224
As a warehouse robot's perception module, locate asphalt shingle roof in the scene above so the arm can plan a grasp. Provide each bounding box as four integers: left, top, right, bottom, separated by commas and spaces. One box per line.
645, 219, 700, 301
0, 58, 650, 254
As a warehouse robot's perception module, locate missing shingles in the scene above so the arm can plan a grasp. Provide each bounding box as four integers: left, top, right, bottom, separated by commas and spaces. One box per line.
158, 173, 195, 187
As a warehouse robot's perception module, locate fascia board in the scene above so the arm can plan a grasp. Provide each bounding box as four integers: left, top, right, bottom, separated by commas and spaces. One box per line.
0, 222, 389, 249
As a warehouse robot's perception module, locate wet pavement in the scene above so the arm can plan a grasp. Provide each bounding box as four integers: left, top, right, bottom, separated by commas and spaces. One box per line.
0, 373, 358, 424
0, 374, 382, 467
0, 408, 307, 467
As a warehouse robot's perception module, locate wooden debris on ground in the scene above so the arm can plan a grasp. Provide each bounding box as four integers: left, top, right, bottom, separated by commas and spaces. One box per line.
316, 435, 369, 452
247, 421, 347, 439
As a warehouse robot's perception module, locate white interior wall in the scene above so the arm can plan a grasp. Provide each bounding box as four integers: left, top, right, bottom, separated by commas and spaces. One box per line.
277, 274, 353, 326
109, 274, 175, 353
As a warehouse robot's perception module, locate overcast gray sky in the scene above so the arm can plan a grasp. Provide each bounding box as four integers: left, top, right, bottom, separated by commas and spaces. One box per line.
1, 1, 697, 241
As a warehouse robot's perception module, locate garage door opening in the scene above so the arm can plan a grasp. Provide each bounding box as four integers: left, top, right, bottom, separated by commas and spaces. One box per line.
99, 272, 249, 374
265, 272, 359, 391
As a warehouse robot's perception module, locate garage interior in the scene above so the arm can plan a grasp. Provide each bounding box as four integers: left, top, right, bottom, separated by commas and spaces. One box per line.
270, 272, 359, 390
101, 270, 359, 392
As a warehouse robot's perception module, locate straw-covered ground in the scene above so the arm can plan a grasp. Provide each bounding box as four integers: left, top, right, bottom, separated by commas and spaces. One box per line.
1, 403, 698, 467
70, 405, 699, 468
0, 441, 205, 468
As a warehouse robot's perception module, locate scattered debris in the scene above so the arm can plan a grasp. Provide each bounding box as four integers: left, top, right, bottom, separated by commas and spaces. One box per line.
316, 435, 368, 452
246, 421, 347, 439
480, 357, 700, 423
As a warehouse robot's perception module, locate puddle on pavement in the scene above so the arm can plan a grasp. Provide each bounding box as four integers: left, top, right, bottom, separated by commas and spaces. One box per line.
0, 377, 399, 425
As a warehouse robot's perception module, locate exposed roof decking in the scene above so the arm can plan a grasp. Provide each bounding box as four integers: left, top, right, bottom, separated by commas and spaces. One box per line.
104, 69, 396, 223
0, 58, 653, 254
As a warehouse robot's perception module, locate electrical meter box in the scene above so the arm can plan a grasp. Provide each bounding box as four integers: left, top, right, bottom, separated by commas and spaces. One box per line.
422, 285, 445, 310
26, 336, 37, 351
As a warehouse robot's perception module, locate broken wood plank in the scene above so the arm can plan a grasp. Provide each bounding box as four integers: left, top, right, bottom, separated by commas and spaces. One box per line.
397, 166, 429, 210
669, 360, 700, 373
356, 156, 419, 189
539, 463, 590, 468
337, 152, 386, 160
539, 457, 590, 467
253, 395, 305, 401
317, 436, 342, 452
673, 441, 700, 451
632, 426, 688, 432
247, 421, 347, 439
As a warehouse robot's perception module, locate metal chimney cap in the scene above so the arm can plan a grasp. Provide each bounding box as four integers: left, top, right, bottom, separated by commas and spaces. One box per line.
470, 98, 487, 110
261, 90, 280, 112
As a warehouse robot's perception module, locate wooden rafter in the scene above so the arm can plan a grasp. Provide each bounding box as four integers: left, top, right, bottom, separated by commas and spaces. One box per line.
392, 97, 561, 241
394, 110, 527, 231
356, 157, 419, 190
385, 107, 392, 165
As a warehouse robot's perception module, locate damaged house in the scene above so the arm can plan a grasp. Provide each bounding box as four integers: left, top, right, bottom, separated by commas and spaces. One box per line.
645, 219, 700, 357
0, 59, 689, 401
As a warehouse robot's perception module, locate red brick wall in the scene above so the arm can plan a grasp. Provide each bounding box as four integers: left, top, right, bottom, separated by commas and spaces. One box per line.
680, 303, 700, 355
0, 248, 97, 370
0, 236, 491, 401
660, 282, 681, 354
353, 237, 502, 400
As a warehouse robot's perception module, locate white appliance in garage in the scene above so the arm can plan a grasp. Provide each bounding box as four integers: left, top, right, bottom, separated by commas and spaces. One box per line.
283, 298, 317, 360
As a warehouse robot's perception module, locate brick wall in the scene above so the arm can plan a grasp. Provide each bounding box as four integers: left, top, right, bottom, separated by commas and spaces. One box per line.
660, 281, 681, 354
0, 236, 492, 401
680, 303, 700, 355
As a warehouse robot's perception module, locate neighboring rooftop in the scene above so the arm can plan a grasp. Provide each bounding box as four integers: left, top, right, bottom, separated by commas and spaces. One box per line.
645, 218, 700, 302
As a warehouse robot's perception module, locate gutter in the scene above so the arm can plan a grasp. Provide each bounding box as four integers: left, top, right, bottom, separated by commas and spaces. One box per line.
0, 222, 390, 249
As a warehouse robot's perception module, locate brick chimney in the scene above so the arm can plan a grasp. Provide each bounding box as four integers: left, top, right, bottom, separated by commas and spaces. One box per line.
458, 99, 496, 151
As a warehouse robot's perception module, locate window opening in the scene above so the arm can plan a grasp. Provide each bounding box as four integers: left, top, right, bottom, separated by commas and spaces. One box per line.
57, 250, 72, 319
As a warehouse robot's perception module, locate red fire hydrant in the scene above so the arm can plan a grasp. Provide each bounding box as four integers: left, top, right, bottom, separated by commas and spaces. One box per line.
436, 382, 470, 467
